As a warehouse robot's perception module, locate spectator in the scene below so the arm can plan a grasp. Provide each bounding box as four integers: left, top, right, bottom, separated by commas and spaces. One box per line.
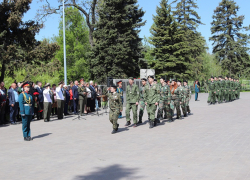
89, 81, 96, 112
56, 81, 64, 120
64, 85, 70, 115
51, 84, 57, 116
0, 81, 7, 125
69, 81, 73, 113
195, 80, 200, 101
8, 83, 19, 125
94, 83, 100, 110
72, 80, 79, 115
86, 83, 92, 113
36, 81, 44, 120
43, 83, 52, 122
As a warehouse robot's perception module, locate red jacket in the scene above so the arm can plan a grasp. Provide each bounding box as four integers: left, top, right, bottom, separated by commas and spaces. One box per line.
69, 89, 73, 100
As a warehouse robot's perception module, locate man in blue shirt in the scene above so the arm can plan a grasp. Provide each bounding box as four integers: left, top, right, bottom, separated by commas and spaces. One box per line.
8, 83, 19, 124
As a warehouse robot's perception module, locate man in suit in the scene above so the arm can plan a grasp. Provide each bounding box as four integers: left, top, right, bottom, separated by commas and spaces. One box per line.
8, 83, 19, 125
72, 80, 79, 115
36, 82, 44, 120
89, 81, 97, 112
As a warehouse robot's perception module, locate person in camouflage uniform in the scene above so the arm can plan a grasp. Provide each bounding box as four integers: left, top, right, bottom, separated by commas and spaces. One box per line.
214, 77, 220, 103
224, 76, 230, 102
219, 76, 225, 103
125, 77, 139, 127
236, 79, 241, 99
231, 78, 236, 101
177, 80, 186, 118
138, 78, 147, 124
157, 77, 171, 121
183, 80, 191, 115
170, 80, 182, 120
145, 75, 160, 128
207, 76, 216, 104
78, 79, 87, 116
104, 86, 123, 134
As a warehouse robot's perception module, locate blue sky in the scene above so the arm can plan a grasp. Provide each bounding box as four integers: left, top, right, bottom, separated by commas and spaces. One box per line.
23, 0, 250, 53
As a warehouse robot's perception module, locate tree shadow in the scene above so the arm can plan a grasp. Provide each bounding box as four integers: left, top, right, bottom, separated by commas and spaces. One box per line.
0, 124, 9, 128
32, 133, 52, 139
73, 164, 143, 180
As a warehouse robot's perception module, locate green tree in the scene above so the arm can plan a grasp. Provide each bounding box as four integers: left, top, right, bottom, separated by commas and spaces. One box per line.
90, 0, 145, 83
55, 7, 90, 82
210, 0, 250, 77
0, 0, 59, 82
150, 0, 191, 79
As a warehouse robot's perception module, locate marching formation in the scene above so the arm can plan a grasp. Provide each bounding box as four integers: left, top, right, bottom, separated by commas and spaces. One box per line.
207, 76, 241, 104
105, 76, 192, 134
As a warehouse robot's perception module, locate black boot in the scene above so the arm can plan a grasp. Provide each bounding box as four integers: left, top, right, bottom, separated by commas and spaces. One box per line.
116, 124, 119, 131
149, 121, 153, 129
28, 137, 33, 141
138, 117, 142, 124
24, 137, 30, 141
154, 120, 157, 126
125, 121, 131, 126
156, 118, 160, 123
111, 129, 117, 134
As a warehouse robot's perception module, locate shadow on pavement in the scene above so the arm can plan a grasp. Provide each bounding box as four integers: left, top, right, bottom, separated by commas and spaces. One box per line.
33, 133, 52, 139
0, 124, 10, 128
117, 127, 129, 133
73, 164, 143, 180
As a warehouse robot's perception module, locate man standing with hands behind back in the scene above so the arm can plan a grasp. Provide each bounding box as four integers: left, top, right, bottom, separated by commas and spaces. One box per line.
8, 83, 19, 125
72, 80, 79, 115
125, 77, 139, 127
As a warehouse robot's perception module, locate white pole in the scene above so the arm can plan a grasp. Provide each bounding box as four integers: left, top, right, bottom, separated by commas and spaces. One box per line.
63, 0, 67, 85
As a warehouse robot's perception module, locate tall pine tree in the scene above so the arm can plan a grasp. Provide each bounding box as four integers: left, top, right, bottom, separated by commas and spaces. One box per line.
172, 0, 206, 79
150, 0, 191, 79
210, 0, 250, 77
90, 0, 145, 83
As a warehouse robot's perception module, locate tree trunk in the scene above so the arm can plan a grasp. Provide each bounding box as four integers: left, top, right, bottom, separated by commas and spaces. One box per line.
89, 29, 94, 48
0, 62, 6, 82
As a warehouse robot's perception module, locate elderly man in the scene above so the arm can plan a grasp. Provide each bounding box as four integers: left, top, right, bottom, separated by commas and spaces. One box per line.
56, 81, 65, 119
43, 83, 52, 122
8, 83, 19, 125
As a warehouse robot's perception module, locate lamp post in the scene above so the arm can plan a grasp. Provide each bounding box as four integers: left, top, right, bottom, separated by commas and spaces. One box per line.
63, 0, 67, 85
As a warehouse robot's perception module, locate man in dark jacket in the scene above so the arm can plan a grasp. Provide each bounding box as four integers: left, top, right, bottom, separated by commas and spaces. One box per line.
72, 81, 79, 115
64, 85, 70, 115
8, 83, 19, 125
36, 82, 44, 120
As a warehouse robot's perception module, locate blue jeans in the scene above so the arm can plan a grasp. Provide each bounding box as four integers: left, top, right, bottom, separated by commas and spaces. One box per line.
195, 92, 198, 101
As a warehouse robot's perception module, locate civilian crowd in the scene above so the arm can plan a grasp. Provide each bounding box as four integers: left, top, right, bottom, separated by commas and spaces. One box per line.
0, 79, 104, 125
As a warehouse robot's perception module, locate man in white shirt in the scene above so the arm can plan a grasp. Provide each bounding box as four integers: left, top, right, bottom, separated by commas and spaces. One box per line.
56, 81, 65, 119
43, 83, 52, 122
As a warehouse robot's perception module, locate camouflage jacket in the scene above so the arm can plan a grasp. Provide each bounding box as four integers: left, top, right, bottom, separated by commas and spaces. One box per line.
145, 83, 160, 104
159, 84, 171, 102
225, 80, 230, 89
208, 81, 215, 91
214, 81, 220, 91
78, 85, 87, 100
184, 85, 191, 100
220, 80, 225, 89
171, 87, 182, 100
139, 84, 147, 101
126, 84, 139, 103
104, 90, 122, 111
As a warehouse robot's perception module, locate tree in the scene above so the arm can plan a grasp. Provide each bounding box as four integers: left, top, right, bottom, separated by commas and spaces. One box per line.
37, 0, 98, 47
149, 0, 191, 79
55, 7, 90, 82
171, 0, 206, 78
210, 0, 250, 77
0, 0, 59, 82
90, 0, 146, 83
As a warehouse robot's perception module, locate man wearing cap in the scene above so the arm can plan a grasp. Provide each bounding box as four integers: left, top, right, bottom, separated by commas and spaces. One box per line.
78, 79, 87, 116
104, 86, 123, 134
183, 80, 191, 115
56, 81, 65, 119
43, 83, 52, 122
138, 78, 148, 124
19, 82, 34, 141
207, 76, 216, 104
157, 77, 171, 121
125, 77, 139, 127
117, 80, 124, 118
145, 75, 159, 128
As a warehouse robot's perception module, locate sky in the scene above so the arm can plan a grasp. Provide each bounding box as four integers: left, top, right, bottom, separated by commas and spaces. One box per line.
23, 0, 250, 53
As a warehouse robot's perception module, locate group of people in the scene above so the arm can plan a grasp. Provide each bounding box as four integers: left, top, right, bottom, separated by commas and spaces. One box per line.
207, 76, 241, 104
105, 76, 192, 134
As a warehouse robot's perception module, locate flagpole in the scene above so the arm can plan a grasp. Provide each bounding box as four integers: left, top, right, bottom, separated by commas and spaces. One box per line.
63, 0, 67, 85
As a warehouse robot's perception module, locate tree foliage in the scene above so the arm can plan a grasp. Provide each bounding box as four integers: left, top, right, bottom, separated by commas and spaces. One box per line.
210, 0, 250, 77
90, 0, 146, 83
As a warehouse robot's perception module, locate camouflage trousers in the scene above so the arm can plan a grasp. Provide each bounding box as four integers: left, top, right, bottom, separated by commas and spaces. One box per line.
126, 103, 138, 123
109, 109, 119, 129
173, 99, 181, 118
207, 91, 216, 103
180, 100, 186, 116
146, 103, 157, 122
157, 100, 171, 120
186, 98, 190, 113
215, 90, 221, 102
139, 100, 146, 121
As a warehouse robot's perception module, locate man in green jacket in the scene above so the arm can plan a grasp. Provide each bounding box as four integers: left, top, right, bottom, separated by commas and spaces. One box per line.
138, 78, 148, 124
125, 77, 139, 127
78, 79, 87, 116
207, 76, 216, 104
145, 75, 160, 128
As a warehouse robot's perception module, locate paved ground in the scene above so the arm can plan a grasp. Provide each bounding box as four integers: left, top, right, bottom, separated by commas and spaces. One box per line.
0, 93, 250, 180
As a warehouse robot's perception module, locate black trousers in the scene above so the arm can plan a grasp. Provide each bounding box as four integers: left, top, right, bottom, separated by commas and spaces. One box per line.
73, 99, 78, 113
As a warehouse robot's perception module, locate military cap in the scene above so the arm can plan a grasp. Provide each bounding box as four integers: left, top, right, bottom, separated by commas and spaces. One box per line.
177, 80, 181, 83
80, 78, 84, 82
111, 85, 117, 90
44, 83, 51, 88
58, 81, 64, 85
211, 76, 214, 79
171, 79, 176, 82
141, 78, 147, 81
183, 80, 187, 83
117, 80, 122, 84
128, 77, 134, 80
148, 75, 154, 79
154, 79, 157, 82
22, 82, 30, 88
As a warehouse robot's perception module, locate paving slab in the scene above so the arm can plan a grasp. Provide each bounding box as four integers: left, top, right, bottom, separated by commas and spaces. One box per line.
0, 93, 250, 180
